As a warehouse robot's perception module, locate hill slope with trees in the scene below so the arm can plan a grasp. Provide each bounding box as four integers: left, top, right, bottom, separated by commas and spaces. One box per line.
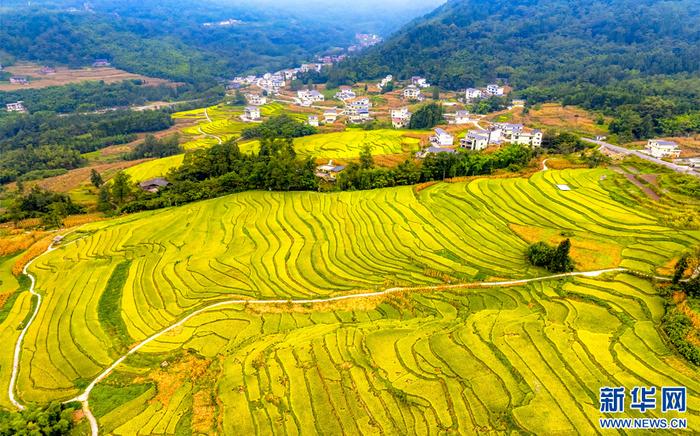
332, 0, 700, 140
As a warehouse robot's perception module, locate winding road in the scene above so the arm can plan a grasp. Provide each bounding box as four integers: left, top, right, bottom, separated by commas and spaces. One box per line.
199, 108, 223, 144
7, 239, 666, 435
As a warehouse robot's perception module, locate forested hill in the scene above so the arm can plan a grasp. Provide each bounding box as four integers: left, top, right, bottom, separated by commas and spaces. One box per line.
0, 0, 438, 84
340, 0, 700, 90
330, 0, 700, 140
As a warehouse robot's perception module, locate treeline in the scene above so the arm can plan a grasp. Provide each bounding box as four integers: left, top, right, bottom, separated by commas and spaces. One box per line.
0, 110, 173, 182
1, 185, 84, 227
93, 137, 536, 214
0, 80, 188, 114
127, 134, 182, 160
102, 140, 317, 213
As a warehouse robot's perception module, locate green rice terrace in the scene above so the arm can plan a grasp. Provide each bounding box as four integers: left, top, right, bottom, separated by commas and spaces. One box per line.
3, 168, 700, 433
239, 129, 424, 160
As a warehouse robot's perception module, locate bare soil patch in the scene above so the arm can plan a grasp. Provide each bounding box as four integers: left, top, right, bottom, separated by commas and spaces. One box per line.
0, 62, 173, 91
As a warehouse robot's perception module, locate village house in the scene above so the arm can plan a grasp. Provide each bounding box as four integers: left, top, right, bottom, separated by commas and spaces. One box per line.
465, 88, 483, 101
40, 66, 56, 74
300, 63, 323, 73
246, 94, 267, 106
486, 84, 505, 96
378, 75, 393, 89
298, 89, 324, 105
411, 76, 430, 88
431, 128, 454, 146
454, 110, 470, 124
494, 123, 524, 139
511, 129, 543, 147
308, 115, 319, 127
324, 108, 338, 123
6, 101, 26, 113
345, 97, 372, 124
9, 76, 28, 85
315, 160, 346, 181
403, 85, 422, 100
416, 145, 456, 159
334, 86, 356, 101
461, 130, 491, 151
646, 139, 681, 159
92, 59, 111, 67
391, 107, 412, 128
244, 106, 261, 121
139, 178, 170, 193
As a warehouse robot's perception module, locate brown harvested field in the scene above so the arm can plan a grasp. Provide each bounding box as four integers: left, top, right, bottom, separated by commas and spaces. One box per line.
8, 160, 149, 194
491, 103, 610, 136
0, 62, 173, 91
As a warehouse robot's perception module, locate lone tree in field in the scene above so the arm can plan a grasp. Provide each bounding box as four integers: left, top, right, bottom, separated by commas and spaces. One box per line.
526, 239, 574, 273
90, 169, 104, 188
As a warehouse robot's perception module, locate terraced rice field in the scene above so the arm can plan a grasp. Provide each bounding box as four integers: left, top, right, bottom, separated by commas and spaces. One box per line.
92, 273, 699, 434
123, 154, 184, 183
5, 168, 700, 433
240, 129, 424, 160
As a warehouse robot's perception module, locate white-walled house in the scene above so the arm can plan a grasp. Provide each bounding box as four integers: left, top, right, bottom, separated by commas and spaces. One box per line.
646, 139, 681, 158
431, 128, 454, 146
246, 94, 267, 106
486, 84, 505, 96
411, 76, 430, 88
324, 108, 338, 123
454, 110, 470, 124
244, 106, 261, 121
6, 101, 26, 113
308, 115, 319, 127
461, 130, 491, 151
465, 88, 483, 100
511, 129, 543, 147
391, 107, 411, 128
335, 86, 356, 101
403, 85, 422, 100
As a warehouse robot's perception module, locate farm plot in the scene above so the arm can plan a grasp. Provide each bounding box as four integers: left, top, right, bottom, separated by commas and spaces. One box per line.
11, 168, 700, 404
239, 129, 424, 160
123, 154, 185, 183
93, 274, 700, 434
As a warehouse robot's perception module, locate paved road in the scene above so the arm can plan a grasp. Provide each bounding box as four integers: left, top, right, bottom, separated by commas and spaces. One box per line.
583, 138, 699, 177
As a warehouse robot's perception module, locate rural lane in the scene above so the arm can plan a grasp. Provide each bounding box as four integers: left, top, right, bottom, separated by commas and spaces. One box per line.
7, 238, 664, 435
199, 108, 223, 144
583, 138, 699, 177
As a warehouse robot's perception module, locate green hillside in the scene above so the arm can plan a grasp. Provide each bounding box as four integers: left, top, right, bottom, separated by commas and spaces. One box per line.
335, 0, 700, 140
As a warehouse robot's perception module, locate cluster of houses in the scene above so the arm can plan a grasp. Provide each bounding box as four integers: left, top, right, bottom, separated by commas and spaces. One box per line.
414, 123, 542, 158
378, 75, 393, 90
465, 83, 506, 101
461, 123, 542, 151
6, 101, 26, 113
203, 18, 244, 27
40, 66, 56, 75
347, 33, 382, 52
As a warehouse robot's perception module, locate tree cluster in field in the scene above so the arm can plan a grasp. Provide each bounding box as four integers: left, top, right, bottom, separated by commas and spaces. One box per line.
330, 0, 700, 141
127, 134, 182, 160
241, 115, 318, 140
1, 185, 84, 228
99, 139, 317, 213
661, 253, 700, 365
0, 402, 76, 436
0, 80, 193, 114
408, 103, 444, 129
0, 110, 173, 182
526, 239, 574, 273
